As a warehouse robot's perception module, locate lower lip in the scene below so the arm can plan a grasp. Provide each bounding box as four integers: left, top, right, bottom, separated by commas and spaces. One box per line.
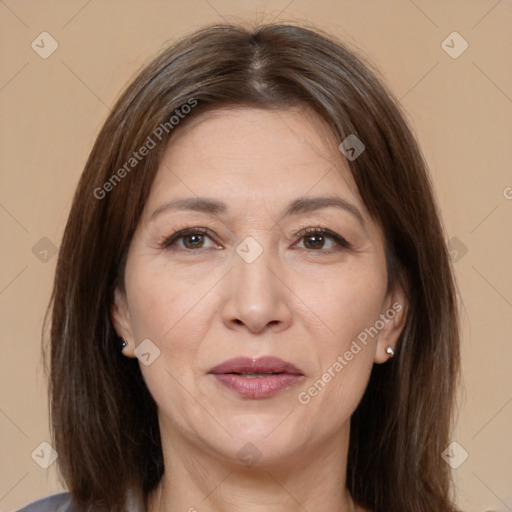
211, 373, 305, 399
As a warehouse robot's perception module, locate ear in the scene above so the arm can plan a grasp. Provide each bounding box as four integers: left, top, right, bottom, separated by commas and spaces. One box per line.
111, 286, 136, 358
374, 284, 408, 364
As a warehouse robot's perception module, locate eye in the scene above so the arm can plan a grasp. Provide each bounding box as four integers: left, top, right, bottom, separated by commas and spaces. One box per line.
294, 227, 351, 251
160, 226, 350, 252
160, 227, 221, 251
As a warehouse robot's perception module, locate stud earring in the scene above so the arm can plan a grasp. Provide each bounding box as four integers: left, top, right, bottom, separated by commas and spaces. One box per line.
385, 346, 394, 357
117, 337, 127, 352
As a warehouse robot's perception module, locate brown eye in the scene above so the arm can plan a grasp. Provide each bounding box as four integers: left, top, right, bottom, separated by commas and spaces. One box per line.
182, 233, 206, 249
295, 227, 350, 251
161, 228, 220, 251
303, 233, 327, 249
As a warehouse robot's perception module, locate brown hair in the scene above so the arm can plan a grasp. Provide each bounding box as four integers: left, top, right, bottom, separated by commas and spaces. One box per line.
43, 22, 461, 512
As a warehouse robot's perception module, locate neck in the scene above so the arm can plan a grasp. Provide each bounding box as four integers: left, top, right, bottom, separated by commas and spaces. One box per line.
148, 421, 360, 512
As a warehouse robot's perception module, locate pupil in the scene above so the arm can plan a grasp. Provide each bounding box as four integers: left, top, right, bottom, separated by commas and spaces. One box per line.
185, 234, 203, 248
306, 235, 324, 249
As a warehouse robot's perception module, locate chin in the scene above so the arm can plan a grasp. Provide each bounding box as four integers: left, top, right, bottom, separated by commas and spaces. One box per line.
202, 426, 303, 468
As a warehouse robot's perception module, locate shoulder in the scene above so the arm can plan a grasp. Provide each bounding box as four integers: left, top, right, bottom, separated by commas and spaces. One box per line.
15, 488, 145, 512
15, 492, 77, 512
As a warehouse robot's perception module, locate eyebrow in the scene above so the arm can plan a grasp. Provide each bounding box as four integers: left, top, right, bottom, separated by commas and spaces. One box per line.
149, 195, 366, 227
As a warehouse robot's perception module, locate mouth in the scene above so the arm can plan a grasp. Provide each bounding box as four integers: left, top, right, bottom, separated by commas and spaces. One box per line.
208, 356, 305, 399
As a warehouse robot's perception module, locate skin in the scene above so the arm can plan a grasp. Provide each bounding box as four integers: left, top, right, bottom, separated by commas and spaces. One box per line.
111, 106, 407, 512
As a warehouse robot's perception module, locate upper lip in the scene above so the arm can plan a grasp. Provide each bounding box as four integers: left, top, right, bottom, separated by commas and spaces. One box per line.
208, 356, 304, 375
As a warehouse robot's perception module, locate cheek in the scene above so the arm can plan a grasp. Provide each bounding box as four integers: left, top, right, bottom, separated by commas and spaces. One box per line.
124, 260, 215, 398
124, 256, 207, 343
125, 265, 209, 424
298, 262, 386, 345
294, 264, 384, 409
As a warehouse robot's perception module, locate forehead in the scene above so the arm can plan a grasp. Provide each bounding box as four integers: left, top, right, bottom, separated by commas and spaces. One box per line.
146, 107, 364, 215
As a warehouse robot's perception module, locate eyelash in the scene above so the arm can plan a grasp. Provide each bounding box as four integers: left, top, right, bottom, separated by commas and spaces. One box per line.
159, 226, 351, 252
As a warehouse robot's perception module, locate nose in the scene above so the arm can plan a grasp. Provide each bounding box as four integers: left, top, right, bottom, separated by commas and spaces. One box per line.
221, 243, 293, 334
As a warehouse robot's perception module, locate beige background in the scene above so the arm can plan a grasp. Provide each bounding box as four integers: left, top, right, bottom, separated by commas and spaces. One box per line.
1, 1, 511, 511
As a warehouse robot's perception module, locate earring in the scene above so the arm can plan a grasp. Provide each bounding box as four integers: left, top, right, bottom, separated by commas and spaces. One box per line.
385, 346, 394, 357
117, 337, 127, 352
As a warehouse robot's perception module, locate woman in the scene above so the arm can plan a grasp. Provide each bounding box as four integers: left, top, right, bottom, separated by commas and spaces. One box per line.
19, 22, 461, 512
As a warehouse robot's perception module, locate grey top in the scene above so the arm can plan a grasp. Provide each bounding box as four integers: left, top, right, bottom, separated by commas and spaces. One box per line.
16, 489, 145, 512
16, 493, 76, 512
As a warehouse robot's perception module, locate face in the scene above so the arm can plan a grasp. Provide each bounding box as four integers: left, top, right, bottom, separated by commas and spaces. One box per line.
112, 107, 407, 469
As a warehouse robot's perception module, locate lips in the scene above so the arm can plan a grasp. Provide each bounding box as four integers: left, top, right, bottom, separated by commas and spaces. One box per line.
208, 356, 304, 376
208, 356, 305, 399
